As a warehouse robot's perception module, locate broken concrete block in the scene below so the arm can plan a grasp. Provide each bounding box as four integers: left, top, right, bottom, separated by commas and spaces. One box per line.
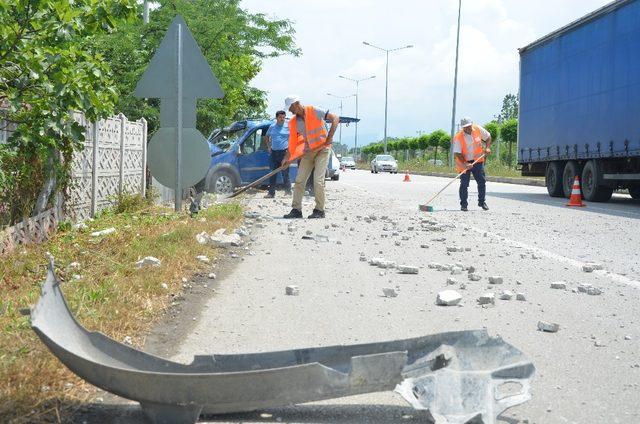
550, 281, 567, 290
516, 293, 526, 301
209, 230, 243, 248
450, 268, 463, 275
436, 290, 462, 306
467, 266, 476, 274
90, 227, 116, 237
428, 262, 441, 269
446, 277, 458, 285
446, 246, 464, 253
468, 273, 482, 282
584, 262, 603, 271
135, 256, 161, 268
499, 290, 514, 300
582, 264, 595, 273
196, 231, 209, 245
377, 260, 396, 269
397, 265, 419, 274
369, 257, 384, 266
477, 293, 495, 305
578, 284, 603, 296
537, 321, 560, 333
208, 273, 216, 279
196, 255, 210, 263
285, 285, 299, 296
488, 276, 503, 285
382, 288, 398, 298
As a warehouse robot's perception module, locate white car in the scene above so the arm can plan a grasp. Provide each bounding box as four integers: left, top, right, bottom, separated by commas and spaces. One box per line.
370, 155, 398, 174
340, 156, 356, 169
325, 149, 341, 181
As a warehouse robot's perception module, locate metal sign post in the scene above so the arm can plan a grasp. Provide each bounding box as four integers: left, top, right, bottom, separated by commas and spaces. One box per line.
134, 16, 224, 212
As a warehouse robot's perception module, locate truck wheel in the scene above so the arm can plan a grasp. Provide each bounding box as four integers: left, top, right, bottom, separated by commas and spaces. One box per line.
628, 185, 640, 199
581, 160, 612, 202
545, 162, 564, 197
562, 161, 581, 198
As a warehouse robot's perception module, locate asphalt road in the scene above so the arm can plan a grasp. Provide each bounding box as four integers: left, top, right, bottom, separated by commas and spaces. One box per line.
90, 170, 640, 424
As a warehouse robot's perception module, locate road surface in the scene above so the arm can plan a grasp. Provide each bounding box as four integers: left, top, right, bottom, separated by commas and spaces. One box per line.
92, 169, 640, 423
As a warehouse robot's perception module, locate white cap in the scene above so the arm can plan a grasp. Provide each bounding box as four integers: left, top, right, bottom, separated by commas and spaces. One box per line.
285, 95, 300, 109
460, 117, 473, 127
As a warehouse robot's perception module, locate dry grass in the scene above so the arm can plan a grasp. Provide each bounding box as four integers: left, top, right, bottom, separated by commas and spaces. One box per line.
0, 199, 243, 423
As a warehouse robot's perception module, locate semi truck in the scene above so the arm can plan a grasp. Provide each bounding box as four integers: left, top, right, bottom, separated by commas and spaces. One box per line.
518, 0, 640, 202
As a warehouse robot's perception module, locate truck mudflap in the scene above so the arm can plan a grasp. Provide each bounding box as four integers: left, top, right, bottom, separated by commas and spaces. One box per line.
31, 261, 535, 424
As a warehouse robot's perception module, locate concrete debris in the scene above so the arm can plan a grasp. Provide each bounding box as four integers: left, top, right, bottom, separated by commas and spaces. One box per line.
285, 285, 299, 296
202, 229, 243, 248
437, 264, 453, 272
446, 277, 459, 285
161, 283, 168, 290
397, 265, 419, 274
537, 321, 560, 333
450, 268, 463, 275
436, 290, 462, 306
196, 255, 210, 263
73, 222, 88, 231
243, 211, 260, 219
446, 246, 464, 253
582, 264, 595, 273
577, 284, 603, 296
136, 256, 161, 268
196, 232, 209, 244
468, 273, 482, 282
428, 262, 441, 269
499, 290, 514, 300
488, 276, 503, 285
550, 281, 567, 290
594, 340, 606, 347
208, 273, 216, 280
420, 244, 429, 249
90, 227, 116, 237
382, 288, 398, 298
477, 293, 495, 305
516, 293, 527, 301
467, 266, 476, 274
68, 262, 80, 269
302, 234, 330, 242
459, 283, 467, 290
625, 335, 632, 340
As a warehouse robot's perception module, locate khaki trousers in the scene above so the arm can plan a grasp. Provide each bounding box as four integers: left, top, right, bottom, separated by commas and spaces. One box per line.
292, 148, 330, 211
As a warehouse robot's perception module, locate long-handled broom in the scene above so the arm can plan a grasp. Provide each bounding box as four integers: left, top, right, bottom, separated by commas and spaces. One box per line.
418, 154, 485, 212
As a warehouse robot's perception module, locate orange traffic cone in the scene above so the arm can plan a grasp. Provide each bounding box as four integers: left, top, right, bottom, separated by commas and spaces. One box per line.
403, 171, 411, 182
566, 176, 586, 207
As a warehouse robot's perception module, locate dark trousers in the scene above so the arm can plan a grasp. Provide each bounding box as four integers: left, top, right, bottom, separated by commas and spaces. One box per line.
459, 161, 486, 207
268, 149, 291, 195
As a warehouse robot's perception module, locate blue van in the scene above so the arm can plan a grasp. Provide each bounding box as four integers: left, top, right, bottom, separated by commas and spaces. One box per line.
205, 117, 357, 193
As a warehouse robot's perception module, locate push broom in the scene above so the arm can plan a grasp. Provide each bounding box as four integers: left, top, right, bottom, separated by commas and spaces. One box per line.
418, 154, 485, 212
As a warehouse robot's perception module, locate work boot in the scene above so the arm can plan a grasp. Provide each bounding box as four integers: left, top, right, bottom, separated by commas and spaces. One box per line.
283, 208, 303, 219
307, 209, 325, 219
264, 192, 275, 199
479, 202, 489, 211
461, 206, 468, 212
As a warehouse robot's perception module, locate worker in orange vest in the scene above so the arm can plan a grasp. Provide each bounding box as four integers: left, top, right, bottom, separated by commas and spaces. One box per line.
453, 117, 492, 211
281, 95, 339, 219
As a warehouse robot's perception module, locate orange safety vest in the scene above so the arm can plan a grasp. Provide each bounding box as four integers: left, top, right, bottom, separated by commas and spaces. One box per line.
453, 125, 485, 173
288, 106, 329, 159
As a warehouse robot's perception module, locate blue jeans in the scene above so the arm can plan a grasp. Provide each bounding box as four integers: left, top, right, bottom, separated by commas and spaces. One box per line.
268, 149, 291, 195
459, 162, 486, 207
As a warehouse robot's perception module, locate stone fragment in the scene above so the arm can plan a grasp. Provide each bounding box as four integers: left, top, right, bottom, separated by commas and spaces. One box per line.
196, 255, 210, 263
550, 281, 566, 290
446, 246, 464, 253
135, 256, 161, 268
73, 222, 88, 231
397, 265, 419, 274
467, 266, 476, 274
516, 293, 526, 301
582, 264, 595, 273
446, 277, 458, 285
161, 283, 168, 290
208, 273, 216, 279
195, 231, 209, 244
90, 227, 116, 237
488, 276, 503, 285
499, 290, 514, 300
436, 290, 462, 306
450, 268, 463, 275
209, 229, 243, 247
382, 288, 398, 298
537, 321, 560, 332
428, 262, 441, 269
478, 293, 495, 305
468, 273, 482, 282
285, 285, 299, 296
578, 284, 603, 295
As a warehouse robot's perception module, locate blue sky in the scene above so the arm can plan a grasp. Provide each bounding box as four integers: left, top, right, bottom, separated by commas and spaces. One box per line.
241, 0, 609, 148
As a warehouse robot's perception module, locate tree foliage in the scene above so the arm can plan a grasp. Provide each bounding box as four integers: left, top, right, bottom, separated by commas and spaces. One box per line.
0, 0, 137, 225
89, 0, 301, 137
483, 121, 499, 141
498, 93, 518, 121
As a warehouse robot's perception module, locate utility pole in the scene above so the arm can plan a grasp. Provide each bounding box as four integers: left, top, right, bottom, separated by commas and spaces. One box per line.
143, 0, 150, 24
449, 0, 462, 167
338, 75, 375, 162
363, 41, 413, 154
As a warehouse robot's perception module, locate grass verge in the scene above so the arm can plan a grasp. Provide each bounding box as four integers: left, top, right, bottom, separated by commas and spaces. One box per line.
0, 195, 242, 423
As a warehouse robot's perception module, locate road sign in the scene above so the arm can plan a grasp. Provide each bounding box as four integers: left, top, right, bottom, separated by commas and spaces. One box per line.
134, 15, 224, 211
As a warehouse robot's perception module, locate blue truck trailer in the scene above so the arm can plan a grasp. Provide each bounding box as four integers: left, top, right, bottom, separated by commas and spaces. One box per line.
518, 0, 640, 201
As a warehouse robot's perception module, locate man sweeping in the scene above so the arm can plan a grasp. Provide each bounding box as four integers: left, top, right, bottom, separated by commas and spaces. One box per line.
282, 95, 339, 219
453, 117, 491, 211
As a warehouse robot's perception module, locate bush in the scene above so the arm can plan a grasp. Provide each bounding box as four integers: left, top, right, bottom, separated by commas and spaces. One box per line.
112, 192, 154, 214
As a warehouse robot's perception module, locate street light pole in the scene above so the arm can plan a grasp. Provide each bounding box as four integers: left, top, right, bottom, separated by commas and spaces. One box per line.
338, 75, 375, 161
363, 41, 413, 154
327, 92, 356, 149
449, 0, 462, 167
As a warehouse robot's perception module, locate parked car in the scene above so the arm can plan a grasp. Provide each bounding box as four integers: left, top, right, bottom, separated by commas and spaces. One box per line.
205, 120, 298, 194
370, 154, 398, 174
340, 156, 356, 169
326, 149, 341, 181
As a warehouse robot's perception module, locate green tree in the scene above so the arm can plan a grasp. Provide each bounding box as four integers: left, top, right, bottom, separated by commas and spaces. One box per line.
408, 137, 420, 158
417, 134, 429, 153
90, 0, 301, 137
0, 0, 137, 225
498, 93, 518, 121
500, 118, 518, 166
439, 132, 452, 163
484, 121, 500, 141
428, 130, 447, 162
